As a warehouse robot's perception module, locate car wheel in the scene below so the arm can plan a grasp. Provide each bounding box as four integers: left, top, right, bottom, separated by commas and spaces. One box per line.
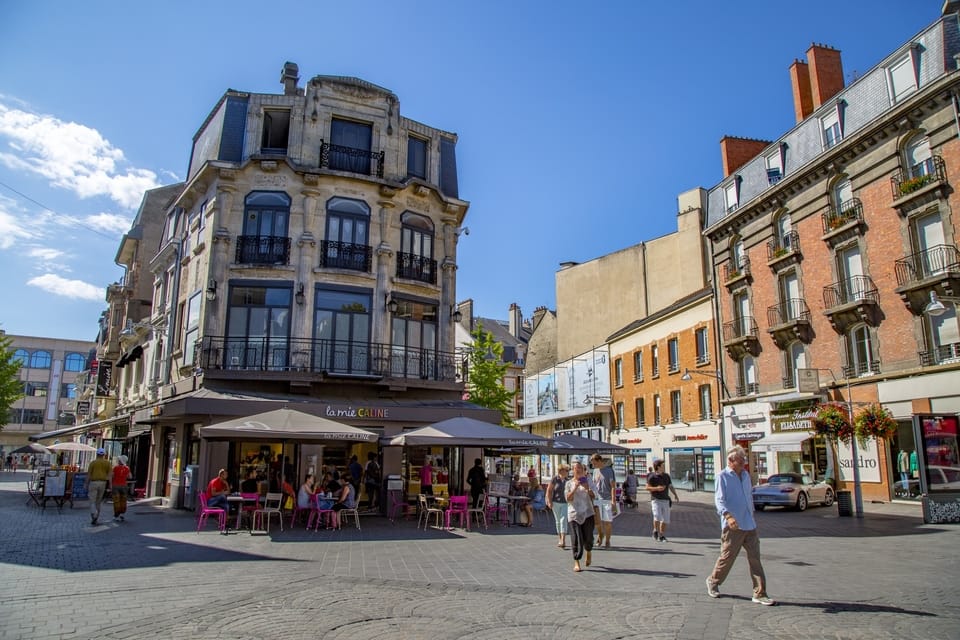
822, 488, 834, 507
795, 493, 808, 511
754, 504, 765, 511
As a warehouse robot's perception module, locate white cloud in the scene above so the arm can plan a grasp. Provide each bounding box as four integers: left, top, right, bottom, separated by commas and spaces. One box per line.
27, 273, 104, 301
27, 247, 64, 261
0, 103, 160, 209
0, 196, 38, 249
85, 212, 132, 235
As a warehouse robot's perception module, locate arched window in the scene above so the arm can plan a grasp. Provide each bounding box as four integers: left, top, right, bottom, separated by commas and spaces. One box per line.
905, 136, 933, 178
323, 197, 371, 271
30, 350, 51, 369
64, 353, 86, 372
774, 212, 792, 252
732, 237, 745, 269
398, 212, 436, 283
846, 324, 876, 377
11, 349, 28, 366
240, 191, 291, 265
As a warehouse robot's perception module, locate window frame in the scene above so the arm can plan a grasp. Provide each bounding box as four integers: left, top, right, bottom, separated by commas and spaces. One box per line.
407, 135, 428, 180
887, 50, 918, 104
822, 109, 842, 149
667, 338, 679, 373
698, 384, 712, 420
614, 357, 623, 387
695, 327, 709, 365
635, 397, 645, 427
651, 344, 659, 378
633, 350, 643, 381
670, 389, 682, 423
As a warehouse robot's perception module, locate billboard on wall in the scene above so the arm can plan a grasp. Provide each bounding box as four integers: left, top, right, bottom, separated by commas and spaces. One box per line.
837, 437, 881, 483
521, 346, 611, 418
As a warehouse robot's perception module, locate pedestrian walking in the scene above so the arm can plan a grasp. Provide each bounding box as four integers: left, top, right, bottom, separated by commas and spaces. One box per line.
706, 446, 775, 605
590, 453, 616, 547
565, 461, 596, 572
466, 457, 486, 508
111, 455, 131, 521
645, 459, 679, 542
546, 463, 569, 548
363, 452, 381, 511
87, 448, 112, 526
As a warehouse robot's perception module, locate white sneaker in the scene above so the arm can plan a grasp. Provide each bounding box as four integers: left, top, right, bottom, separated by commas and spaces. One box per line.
706, 578, 719, 598
752, 595, 775, 606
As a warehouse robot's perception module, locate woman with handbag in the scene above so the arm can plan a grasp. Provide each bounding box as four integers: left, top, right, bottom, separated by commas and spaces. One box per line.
645, 459, 679, 543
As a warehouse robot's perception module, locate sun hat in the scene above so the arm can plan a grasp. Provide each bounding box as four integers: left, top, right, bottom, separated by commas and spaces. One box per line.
96, 448, 106, 455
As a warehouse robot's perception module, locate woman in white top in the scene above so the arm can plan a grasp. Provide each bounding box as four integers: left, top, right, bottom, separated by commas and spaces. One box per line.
297, 473, 316, 509
565, 460, 597, 573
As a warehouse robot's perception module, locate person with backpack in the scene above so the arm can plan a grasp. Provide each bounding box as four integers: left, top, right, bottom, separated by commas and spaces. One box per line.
363, 451, 381, 511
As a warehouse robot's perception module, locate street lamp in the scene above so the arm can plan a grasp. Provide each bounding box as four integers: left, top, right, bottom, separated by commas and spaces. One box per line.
808, 367, 862, 518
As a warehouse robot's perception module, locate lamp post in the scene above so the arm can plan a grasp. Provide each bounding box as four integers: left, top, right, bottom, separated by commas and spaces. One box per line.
810, 367, 863, 518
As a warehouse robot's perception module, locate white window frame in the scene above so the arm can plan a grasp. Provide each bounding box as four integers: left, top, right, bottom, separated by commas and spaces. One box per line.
822, 109, 842, 149
695, 327, 709, 365
724, 179, 739, 213
887, 50, 918, 104
766, 150, 783, 184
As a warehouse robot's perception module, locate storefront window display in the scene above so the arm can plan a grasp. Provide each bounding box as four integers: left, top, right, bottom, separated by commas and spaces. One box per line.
666, 449, 719, 492
920, 415, 960, 492
892, 420, 920, 500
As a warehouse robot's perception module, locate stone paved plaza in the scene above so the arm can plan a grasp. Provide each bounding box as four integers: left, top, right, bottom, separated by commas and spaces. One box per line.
0, 471, 957, 640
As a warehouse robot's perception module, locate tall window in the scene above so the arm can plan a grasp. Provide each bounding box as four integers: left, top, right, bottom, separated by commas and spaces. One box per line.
739, 355, 758, 395
929, 304, 960, 364
390, 299, 438, 378
616, 402, 624, 429
633, 350, 643, 381
822, 110, 842, 149
330, 118, 373, 174
653, 394, 661, 425
651, 344, 659, 378
724, 179, 739, 213
695, 327, 709, 364
698, 384, 712, 420
240, 192, 291, 265
905, 136, 933, 178
183, 291, 201, 367
786, 341, 806, 388
226, 284, 292, 370
64, 353, 86, 372
407, 135, 427, 179
667, 338, 679, 373
732, 238, 746, 269
635, 397, 645, 427
888, 53, 918, 103
846, 324, 875, 377
30, 351, 51, 369
670, 390, 682, 423
323, 197, 371, 271
314, 288, 372, 375
766, 150, 783, 184
774, 213, 793, 252
614, 357, 623, 387
398, 212, 436, 283
260, 109, 290, 154
12, 349, 28, 366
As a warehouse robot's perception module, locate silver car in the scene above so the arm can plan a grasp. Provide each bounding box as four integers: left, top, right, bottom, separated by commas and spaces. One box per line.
752, 473, 835, 512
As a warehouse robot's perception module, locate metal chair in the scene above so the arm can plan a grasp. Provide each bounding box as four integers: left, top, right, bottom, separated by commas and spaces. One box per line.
197, 490, 226, 533
418, 494, 444, 530
467, 493, 488, 530
444, 495, 469, 529
252, 492, 284, 533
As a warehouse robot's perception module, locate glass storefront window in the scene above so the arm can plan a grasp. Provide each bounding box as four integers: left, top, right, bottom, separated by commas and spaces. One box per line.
920, 416, 960, 492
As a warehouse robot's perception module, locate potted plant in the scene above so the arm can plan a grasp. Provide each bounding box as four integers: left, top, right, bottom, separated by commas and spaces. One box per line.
899, 174, 932, 196
854, 403, 897, 441
814, 402, 854, 443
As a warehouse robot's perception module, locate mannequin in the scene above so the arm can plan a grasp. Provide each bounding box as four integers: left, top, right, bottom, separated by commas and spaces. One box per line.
897, 449, 910, 495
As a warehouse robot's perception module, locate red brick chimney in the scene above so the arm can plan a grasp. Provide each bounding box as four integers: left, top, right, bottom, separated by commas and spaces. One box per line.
720, 136, 770, 178
790, 44, 844, 123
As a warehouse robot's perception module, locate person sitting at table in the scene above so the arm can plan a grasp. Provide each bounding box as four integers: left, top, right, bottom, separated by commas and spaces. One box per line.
517, 479, 537, 527
326, 471, 342, 495
330, 476, 356, 528
240, 469, 259, 494
298, 473, 317, 509
206, 469, 230, 511
280, 474, 296, 512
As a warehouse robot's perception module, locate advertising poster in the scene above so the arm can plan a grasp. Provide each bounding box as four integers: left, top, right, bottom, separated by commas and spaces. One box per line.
837, 438, 880, 483
537, 372, 558, 415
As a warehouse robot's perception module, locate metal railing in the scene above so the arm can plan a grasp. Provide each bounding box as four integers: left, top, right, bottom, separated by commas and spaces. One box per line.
766, 230, 800, 261
823, 275, 879, 308
723, 316, 759, 341
735, 382, 760, 396
821, 198, 863, 234
919, 343, 960, 366
320, 141, 385, 178
319, 240, 372, 272
842, 360, 881, 378
723, 256, 751, 283
767, 298, 811, 327
894, 244, 960, 286
196, 335, 458, 382
891, 155, 947, 200
235, 235, 291, 265
396, 251, 437, 284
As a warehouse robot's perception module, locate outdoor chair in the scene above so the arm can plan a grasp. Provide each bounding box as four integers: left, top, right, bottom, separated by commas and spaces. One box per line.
307, 493, 336, 531
466, 493, 488, 530
197, 490, 226, 533
444, 495, 469, 529
485, 493, 509, 525
386, 489, 415, 523
252, 492, 284, 533
529, 488, 549, 520
338, 502, 361, 530
418, 493, 443, 530
289, 494, 312, 528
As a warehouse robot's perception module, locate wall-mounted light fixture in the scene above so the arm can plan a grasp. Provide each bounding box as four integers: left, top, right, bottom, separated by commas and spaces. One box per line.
386, 297, 398, 314
295, 283, 305, 306
925, 290, 948, 316
205, 279, 217, 302
451, 306, 462, 323
584, 394, 613, 405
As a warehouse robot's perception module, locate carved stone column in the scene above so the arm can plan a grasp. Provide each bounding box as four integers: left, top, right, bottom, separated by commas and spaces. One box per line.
375, 198, 396, 346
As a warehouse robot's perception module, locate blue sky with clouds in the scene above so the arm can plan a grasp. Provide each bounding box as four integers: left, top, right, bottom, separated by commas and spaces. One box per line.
0, 1, 938, 341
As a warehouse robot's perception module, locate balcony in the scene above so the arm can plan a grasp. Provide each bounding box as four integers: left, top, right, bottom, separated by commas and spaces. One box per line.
890, 156, 948, 210
235, 235, 291, 266
722, 315, 760, 359
723, 257, 752, 290
396, 252, 437, 284
766, 298, 812, 348
843, 360, 881, 378
319, 240, 372, 272
320, 141, 385, 178
822, 275, 880, 334
766, 230, 801, 270
920, 342, 960, 366
735, 382, 760, 397
821, 198, 865, 242
893, 244, 960, 315
196, 335, 458, 383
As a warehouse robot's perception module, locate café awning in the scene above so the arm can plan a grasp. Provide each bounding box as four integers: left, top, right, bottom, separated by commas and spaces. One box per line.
200, 408, 377, 442
388, 416, 549, 449
544, 433, 632, 454
750, 431, 813, 452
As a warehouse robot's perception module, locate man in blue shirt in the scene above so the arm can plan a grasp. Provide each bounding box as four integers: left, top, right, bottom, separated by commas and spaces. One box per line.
706, 446, 775, 606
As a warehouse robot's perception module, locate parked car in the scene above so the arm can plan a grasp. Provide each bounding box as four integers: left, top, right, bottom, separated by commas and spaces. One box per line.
752, 473, 834, 512
926, 465, 960, 491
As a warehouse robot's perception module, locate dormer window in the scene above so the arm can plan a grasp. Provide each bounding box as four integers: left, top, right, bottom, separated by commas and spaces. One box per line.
766, 148, 783, 185
407, 135, 428, 180
724, 178, 740, 213
822, 109, 842, 149
261, 110, 290, 155
887, 50, 918, 104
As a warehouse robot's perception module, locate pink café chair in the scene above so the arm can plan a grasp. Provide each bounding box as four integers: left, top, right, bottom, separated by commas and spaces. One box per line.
197, 490, 226, 534
307, 493, 336, 531
444, 495, 469, 530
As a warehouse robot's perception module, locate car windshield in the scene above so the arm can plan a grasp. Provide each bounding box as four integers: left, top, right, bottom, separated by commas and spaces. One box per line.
767, 475, 794, 484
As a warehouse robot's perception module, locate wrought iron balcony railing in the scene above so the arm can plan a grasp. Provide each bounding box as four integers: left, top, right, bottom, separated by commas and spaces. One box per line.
821, 198, 863, 234
319, 240, 372, 272
767, 298, 811, 327
894, 244, 960, 287
320, 141, 385, 178
723, 256, 751, 283
235, 235, 291, 265
822, 275, 879, 309
735, 382, 760, 396
891, 155, 947, 200
723, 316, 759, 341
396, 251, 437, 284
196, 335, 458, 382
919, 343, 960, 366
766, 230, 800, 261
842, 360, 881, 378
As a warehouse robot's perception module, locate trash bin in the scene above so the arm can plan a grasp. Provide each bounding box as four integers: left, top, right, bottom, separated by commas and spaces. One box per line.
836, 490, 852, 517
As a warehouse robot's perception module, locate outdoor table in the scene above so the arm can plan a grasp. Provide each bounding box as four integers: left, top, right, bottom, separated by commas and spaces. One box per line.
504, 495, 530, 526
227, 493, 260, 530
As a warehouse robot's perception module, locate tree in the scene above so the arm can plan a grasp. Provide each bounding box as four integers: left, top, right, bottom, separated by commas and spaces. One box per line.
0, 331, 24, 431
463, 322, 517, 427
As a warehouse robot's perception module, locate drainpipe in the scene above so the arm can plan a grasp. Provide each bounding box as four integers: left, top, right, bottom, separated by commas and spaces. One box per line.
162, 239, 182, 385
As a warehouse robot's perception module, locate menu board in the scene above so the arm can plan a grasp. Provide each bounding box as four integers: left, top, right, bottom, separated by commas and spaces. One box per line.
44, 469, 66, 498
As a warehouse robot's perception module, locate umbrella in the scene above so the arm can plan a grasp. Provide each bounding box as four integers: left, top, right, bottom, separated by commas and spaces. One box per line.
200, 408, 377, 441
546, 433, 632, 455
47, 442, 98, 452
9, 443, 52, 455
388, 416, 549, 448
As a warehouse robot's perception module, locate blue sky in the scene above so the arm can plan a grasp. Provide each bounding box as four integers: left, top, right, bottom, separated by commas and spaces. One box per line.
0, 1, 939, 341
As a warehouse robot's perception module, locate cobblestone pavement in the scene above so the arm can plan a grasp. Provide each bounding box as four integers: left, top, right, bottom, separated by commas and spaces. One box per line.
0, 470, 957, 640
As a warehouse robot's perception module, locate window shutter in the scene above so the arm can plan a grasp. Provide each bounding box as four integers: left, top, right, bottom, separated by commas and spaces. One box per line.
219, 96, 249, 163
439, 137, 459, 198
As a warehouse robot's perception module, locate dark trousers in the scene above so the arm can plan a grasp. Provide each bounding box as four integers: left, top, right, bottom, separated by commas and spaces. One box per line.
569, 515, 595, 561
471, 489, 484, 508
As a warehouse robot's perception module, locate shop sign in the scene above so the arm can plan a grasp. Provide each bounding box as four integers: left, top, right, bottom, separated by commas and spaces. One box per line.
326, 406, 390, 419
621, 438, 643, 444
837, 438, 880, 483
771, 406, 817, 433
672, 434, 708, 442
77, 401, 90, 416
737, 432, 765, 441
555, 416, 603, 430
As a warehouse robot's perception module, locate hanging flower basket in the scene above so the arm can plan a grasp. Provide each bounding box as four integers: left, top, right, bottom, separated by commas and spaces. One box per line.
854, 403, 897, 441
814, 403, 854, 443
